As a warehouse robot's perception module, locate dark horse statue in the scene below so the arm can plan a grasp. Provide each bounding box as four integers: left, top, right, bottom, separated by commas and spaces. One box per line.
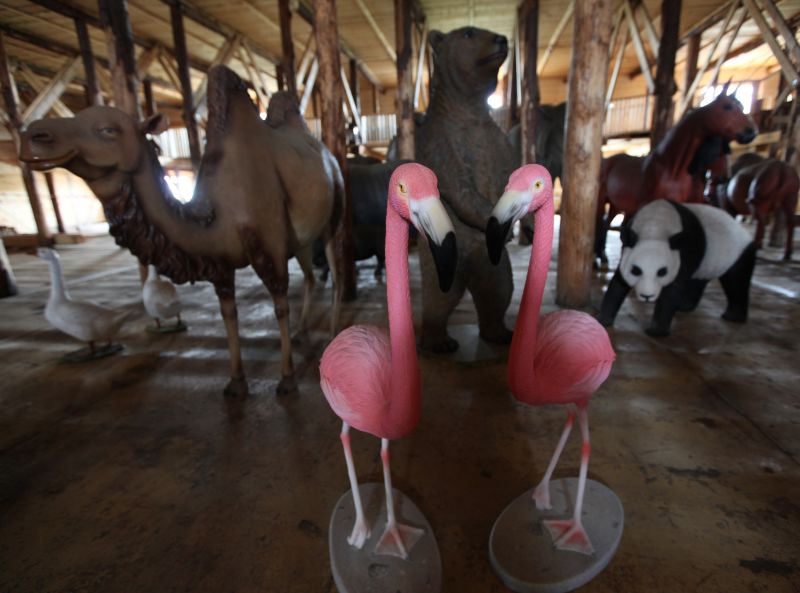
724, 154, 798, 260
595, 93, 757, 265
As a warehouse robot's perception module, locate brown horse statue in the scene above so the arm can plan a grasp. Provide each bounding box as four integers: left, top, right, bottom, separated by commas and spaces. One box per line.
19, 65, 345, 396
595, 93, 757, 264
725, 155, 798, 260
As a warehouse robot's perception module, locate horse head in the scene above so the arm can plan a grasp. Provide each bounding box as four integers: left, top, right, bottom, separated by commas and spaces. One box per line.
702, 93, 757, 145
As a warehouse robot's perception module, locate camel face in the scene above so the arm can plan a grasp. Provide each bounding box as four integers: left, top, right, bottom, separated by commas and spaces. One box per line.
20, 107, 162, 193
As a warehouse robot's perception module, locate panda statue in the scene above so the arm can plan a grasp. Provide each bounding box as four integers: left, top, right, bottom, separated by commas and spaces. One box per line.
598, 199, 756, 336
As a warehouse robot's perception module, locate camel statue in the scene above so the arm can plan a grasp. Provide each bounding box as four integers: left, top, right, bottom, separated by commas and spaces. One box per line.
19, 65, 345, 396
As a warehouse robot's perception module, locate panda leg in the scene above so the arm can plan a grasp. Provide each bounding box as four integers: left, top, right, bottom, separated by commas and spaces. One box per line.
597, 271, 630, 327
719, 243, 756, 323
677, 279, 709, 312
646, 283, 684, 337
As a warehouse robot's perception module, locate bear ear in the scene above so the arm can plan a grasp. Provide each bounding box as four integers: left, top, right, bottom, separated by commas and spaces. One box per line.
429, 30, 445, 53
668, 231, 687, 251
620, 223, 638, 247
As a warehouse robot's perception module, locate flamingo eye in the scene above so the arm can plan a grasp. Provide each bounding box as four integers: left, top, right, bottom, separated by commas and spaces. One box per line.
534, 180, 543, 190
398, 182, 407, 194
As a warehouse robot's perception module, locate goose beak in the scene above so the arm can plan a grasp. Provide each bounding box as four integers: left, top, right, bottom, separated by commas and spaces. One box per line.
486, 189, 529, 265
411, 197, 457, 292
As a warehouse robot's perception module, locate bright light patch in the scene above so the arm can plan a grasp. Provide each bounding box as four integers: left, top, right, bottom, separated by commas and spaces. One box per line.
487, 93, 503, 109
259, 111, 267, 120
164, 173, 196, 204
699, 82, 754, 114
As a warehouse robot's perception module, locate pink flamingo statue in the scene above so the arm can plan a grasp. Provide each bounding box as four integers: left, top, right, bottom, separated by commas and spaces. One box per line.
486, 164, 616, 555
320, 163, 456, 559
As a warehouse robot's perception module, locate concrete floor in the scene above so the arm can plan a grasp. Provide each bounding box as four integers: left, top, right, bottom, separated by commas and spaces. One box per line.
0, 226, 798, 593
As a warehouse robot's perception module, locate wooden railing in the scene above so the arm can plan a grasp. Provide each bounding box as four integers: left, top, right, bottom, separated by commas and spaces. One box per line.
604, 95, 653, 137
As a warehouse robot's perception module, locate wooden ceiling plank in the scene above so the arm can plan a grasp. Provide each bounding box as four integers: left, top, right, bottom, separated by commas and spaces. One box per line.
624, 0, 655, 93
21, 54, 79, 123
707, 6, 747, 88
137, 45, 160, 76
637, 1, 660, 57
238, 44, 268, 108
242, 39, 272, 94
606, 23, 628, 108
17, 61, 73, 117
537, 0, 573, 75
742, 0, 798, 86
354, 0, 397, 63
759, 0, 800, 66
607, 5, 625, 60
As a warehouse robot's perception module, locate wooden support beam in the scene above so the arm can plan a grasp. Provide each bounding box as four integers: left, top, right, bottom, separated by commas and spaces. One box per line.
608, 5, 625, 60
355, 0, 397, 62
521, 0, 539, 165
760, 0, 800, 66
0, 32, 50, 246
192, 36, 241, 119
624, 0, 655, 93
169, 1, 202, 168
22, 55, 80, 124
507, 21, 519, 128
0, 238, 19, 298
743, 0, 799, 86
395, 0, 414, 160
136, 45, 160, 78
637, 1, 660, 56
349, 58, 360, 115
299, 57, 318, 114
651, 0, 681, 147
606, 24, 628, 107
278, 0, 297, 97
157, 49, 182, 92
707, 7, 747, 89
75, 18, 102, 106
16, 63, 73, 118
557, 0, 612, 307
537, 0, 573, 75
98, 0, 142, 119
143, 78, 156, 116
44, 172, 66, 234
341, 65, 360, 124
682, 32, 700, 106
240, 46, 268, 110
242, 40, 270, 102
413, 23, 427, 109
681, 0, 737, 41
314, 0, 356, 301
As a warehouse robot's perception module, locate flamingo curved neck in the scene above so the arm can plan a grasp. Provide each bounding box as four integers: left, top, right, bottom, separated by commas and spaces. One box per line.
45, 257, 68, 304
384, 203, 421, 437
508, 198, 555, 395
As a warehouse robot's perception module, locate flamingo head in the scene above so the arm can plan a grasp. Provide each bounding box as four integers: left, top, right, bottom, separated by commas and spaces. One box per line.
389, 162, 457, 292
486, 164, 553, 265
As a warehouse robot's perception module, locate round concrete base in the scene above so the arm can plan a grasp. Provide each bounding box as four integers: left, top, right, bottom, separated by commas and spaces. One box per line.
59, 342, 124, 364
489, 478, 624, 593
329, 483, 441, 593
146, 320, 188, 334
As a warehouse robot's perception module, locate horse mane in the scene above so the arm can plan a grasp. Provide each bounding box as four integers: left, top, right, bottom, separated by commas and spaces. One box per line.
102, 139, 231, 286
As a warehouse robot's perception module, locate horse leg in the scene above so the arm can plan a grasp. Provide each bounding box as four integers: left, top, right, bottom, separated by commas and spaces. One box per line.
214, 275, 248, 397
784, 200, 795, 261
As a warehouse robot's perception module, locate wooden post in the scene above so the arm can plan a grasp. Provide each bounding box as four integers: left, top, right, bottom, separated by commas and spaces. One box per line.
0, 32, 50, 246
557, 0, 612, 308
349, 58, 360, 114
98, 0, 141, 119
682, 32, 700, 108
314, 0, 357, 300
651, 0, 681, 147
395, 0, 414, 160
520, 0, 539, 165
143, 78, 156, 116
507, 27, 519, 128
169, 1, 202, 169
278, 0, 297, 98
75, 18, 102, 106
44, 172, 66, 234
0, 238, 18, 298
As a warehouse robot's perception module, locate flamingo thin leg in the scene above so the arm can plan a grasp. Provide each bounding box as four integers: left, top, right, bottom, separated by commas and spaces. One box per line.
375, 439, 424, 559
340, 422, 370, 549
533, 406, 576, 510
543, 404, 594, 555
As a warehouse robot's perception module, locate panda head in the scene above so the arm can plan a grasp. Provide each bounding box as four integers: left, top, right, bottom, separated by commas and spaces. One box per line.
619, 235, 681, 303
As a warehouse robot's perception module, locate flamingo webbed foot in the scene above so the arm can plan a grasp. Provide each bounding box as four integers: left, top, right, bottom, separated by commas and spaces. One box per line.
532, 482, 551, 510
375, 521, 424, 560
543, 518, 594, 556
347, 518, 371, 549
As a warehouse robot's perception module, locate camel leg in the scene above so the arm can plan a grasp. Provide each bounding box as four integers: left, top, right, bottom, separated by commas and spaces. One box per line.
272, 292, 296, 394
215, 277, 247, 397
294, 245, 315, 336
783, 202, 795, 261
324, 237, 342, 339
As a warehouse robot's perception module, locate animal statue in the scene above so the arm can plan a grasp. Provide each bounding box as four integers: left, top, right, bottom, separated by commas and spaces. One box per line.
415, 26, 516, 352
724, 157, 798, 260
20, 66, 345, 396
37, 247, 130, 358
595, 94, 757, 265
485, 164, 616, 554
319, 163, 456, 558
143, 264, 183, 330
598, 200, 756, 336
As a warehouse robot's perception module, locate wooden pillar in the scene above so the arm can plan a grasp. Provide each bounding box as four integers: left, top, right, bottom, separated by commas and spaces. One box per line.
75, 18, 102, 107
0, 238, 18, 298
278, 0, 297, 98
507, 36, 519, 129
0, 33, 50, 247
394, 0, 414, 160
169, 2, 202, 169
651, 0, 681, 147
314, 0, 357, 301
143, 78, 156, 116
557, 0, 612, 308
520, 0, 539, 165
372, 81, 379, 113
276, 63, 285, 91
683, 32, 700, 108
98, 0, 141, 119
349, 58, 360, 114
44, 172, 66, 234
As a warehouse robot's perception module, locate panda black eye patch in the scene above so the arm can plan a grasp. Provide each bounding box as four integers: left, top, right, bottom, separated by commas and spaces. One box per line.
657, 267, 668, 277
631, 265, 642, 276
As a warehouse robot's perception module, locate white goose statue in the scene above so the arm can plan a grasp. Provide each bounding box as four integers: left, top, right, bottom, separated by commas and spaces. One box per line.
37, 247, 129, 360
142, 265, 184, 332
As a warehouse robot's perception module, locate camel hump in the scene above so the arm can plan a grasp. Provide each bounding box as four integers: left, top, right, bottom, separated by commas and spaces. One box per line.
206, 65, 255, 145
267, 92, 308, 132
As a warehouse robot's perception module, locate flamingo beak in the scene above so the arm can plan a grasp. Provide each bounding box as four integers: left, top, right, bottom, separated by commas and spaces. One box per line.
411, 196, 457, 292
486, 189, 530, 265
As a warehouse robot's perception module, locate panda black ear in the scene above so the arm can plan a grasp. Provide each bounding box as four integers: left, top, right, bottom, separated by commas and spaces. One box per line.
620, 224, 638, 247
429, 30, 445, 53
668, 231, 687, 251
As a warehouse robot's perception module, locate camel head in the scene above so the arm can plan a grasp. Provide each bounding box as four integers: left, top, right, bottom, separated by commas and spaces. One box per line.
19, 106, 169, 201
700, 93, 757, 145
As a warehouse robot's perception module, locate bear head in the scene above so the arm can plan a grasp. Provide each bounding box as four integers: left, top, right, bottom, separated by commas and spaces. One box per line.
619, 239, 681, 303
